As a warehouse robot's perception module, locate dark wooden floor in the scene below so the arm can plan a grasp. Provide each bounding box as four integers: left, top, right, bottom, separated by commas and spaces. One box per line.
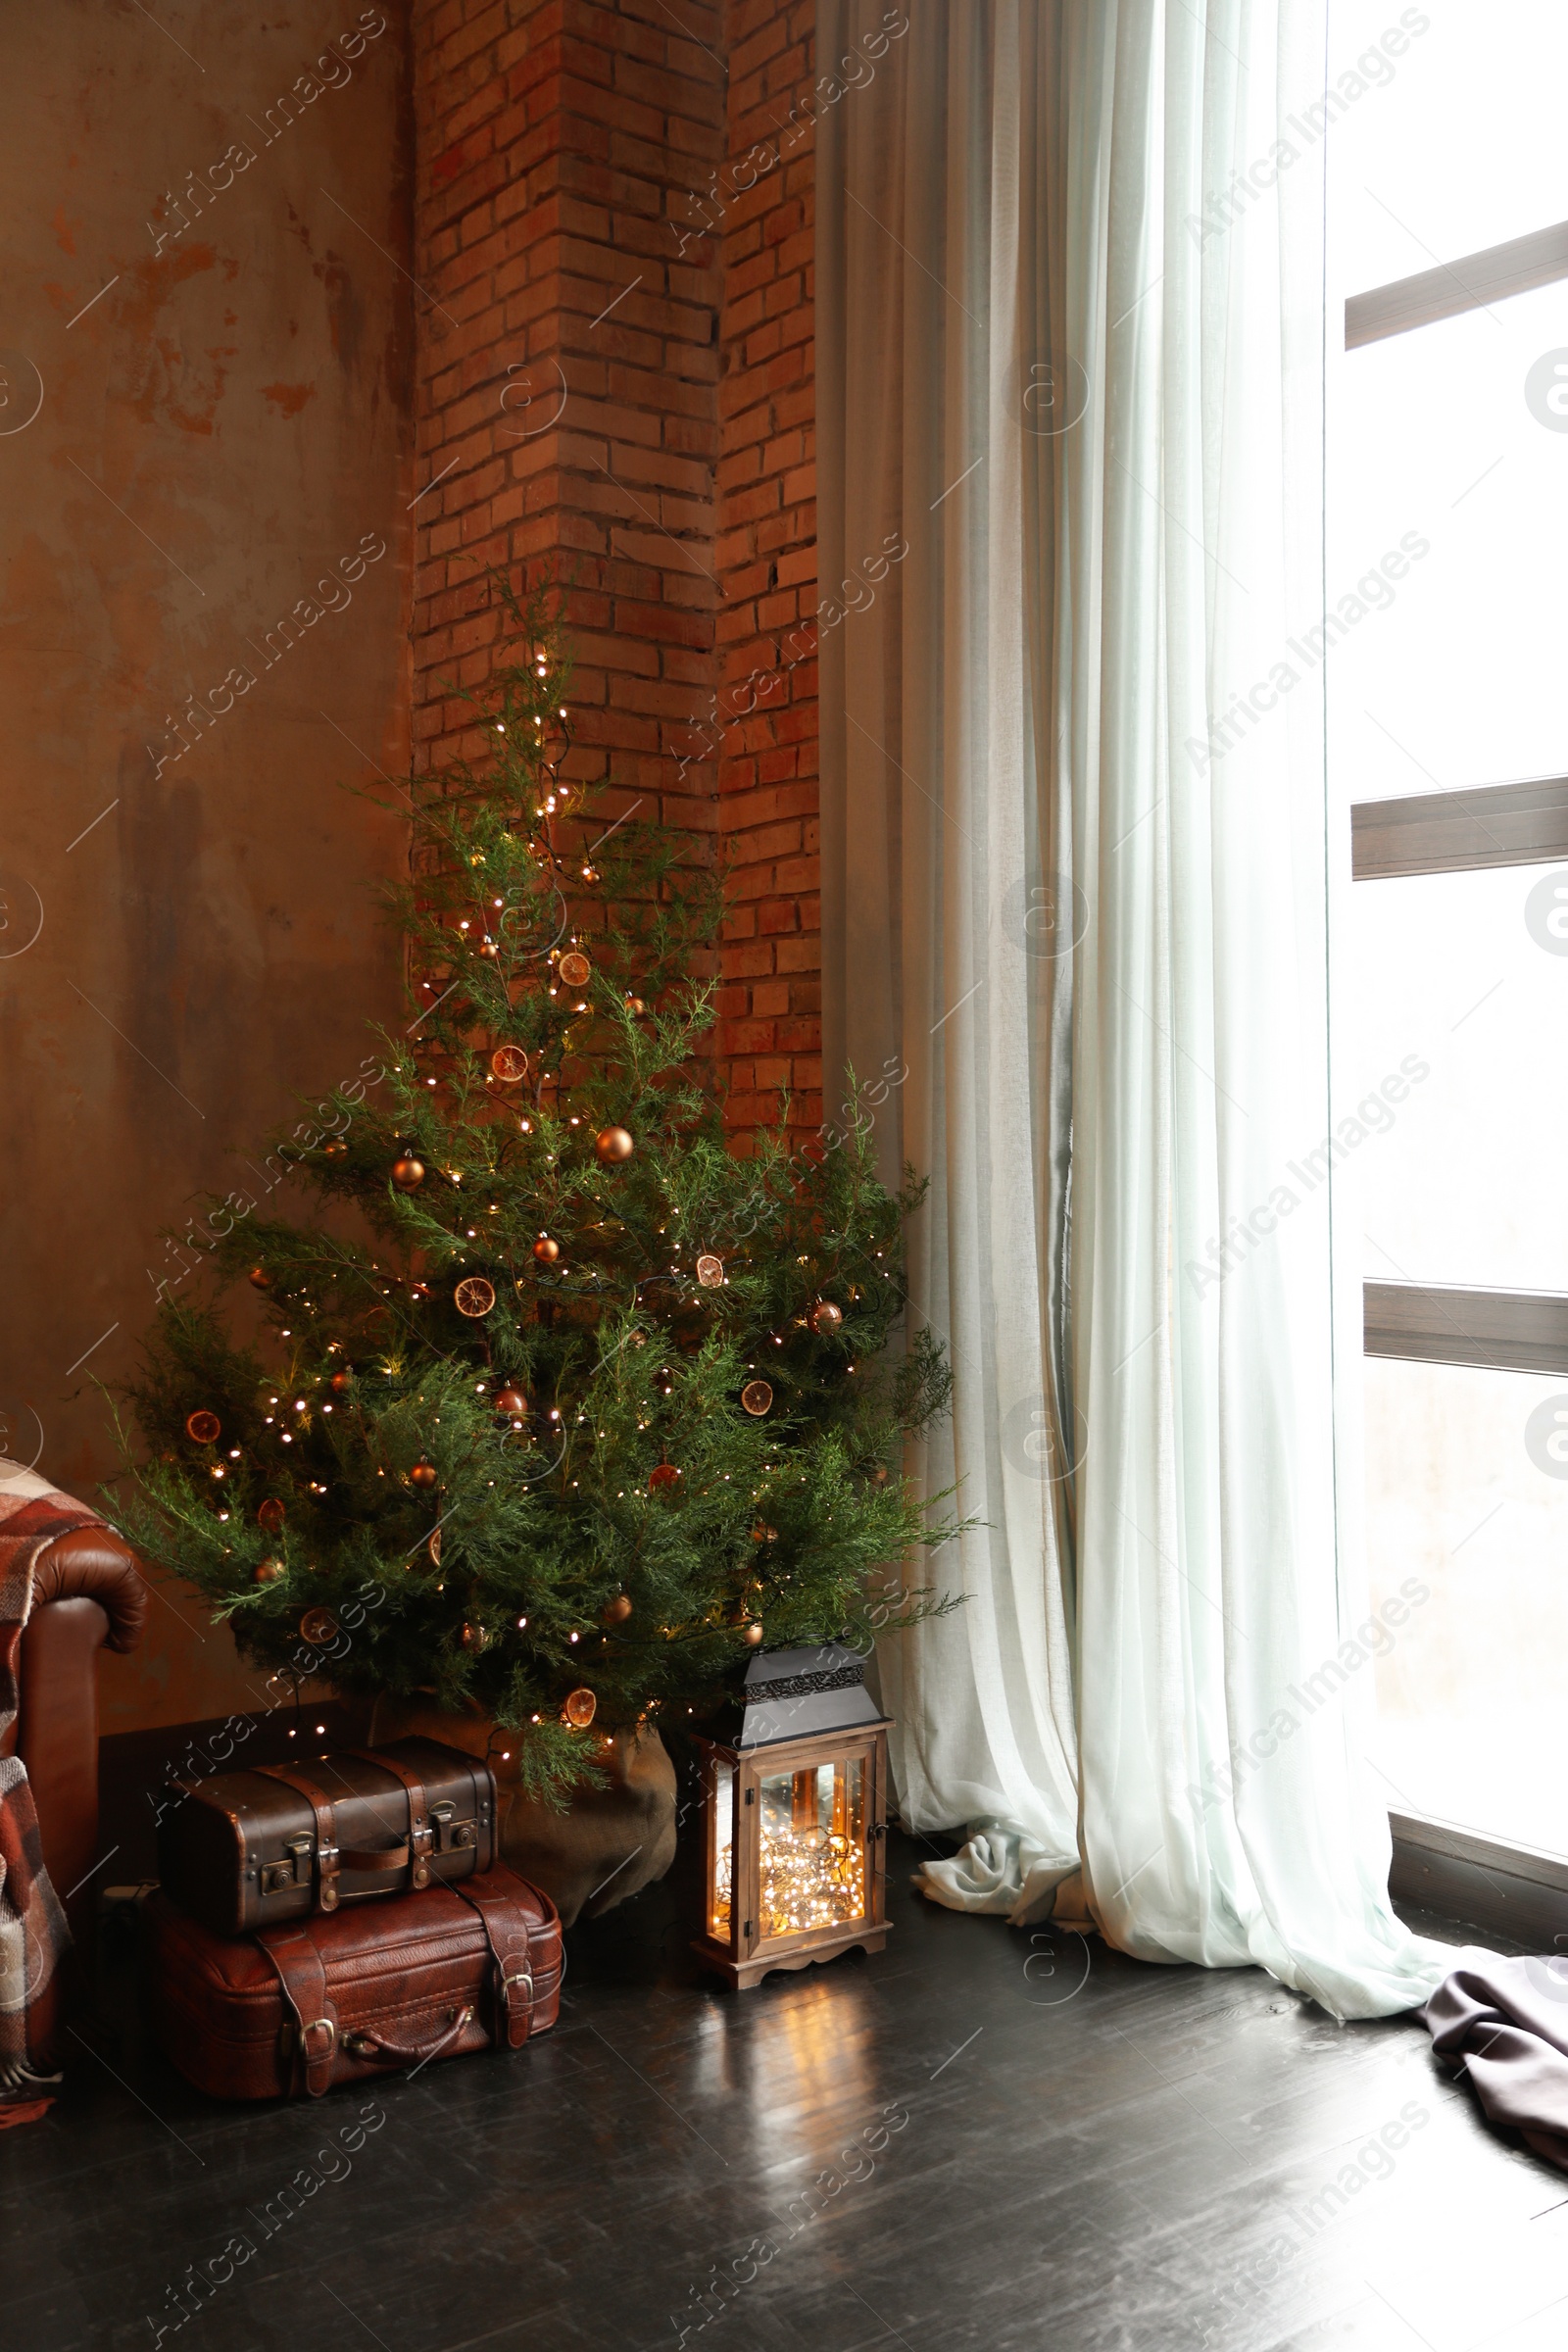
4, 1832, 1563, 2352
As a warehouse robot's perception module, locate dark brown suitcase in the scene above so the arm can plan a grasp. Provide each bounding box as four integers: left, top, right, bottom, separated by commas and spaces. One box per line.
156, 1738, 496, 1936
142, 1865, 561, 2099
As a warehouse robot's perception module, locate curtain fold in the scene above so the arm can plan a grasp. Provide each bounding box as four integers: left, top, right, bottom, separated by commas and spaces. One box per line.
817, 0, 1447, 2018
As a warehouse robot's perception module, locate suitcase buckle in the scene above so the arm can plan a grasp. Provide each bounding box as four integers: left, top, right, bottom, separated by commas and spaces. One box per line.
501, 1966, 533, 2018
300, 2016, 336, 2061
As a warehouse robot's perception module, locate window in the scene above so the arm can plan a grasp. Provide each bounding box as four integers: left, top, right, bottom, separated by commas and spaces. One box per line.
1328, 0, 1568, 1861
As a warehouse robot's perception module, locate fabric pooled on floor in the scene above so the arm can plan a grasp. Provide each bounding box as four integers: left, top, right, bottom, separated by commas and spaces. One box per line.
1423, 1949, 1568, 2171
912, 1822, 1092, 1931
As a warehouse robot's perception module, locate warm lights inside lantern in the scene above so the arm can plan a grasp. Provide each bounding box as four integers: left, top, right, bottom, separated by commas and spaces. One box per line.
711, 1759, 866, 1941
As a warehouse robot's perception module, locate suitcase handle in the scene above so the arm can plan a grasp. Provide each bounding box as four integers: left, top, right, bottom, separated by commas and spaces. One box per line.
339, 1839, 412, 1874
341, 2006, 475, 2068
344, 1749, 435, 1889
256, 1754, 442, 1904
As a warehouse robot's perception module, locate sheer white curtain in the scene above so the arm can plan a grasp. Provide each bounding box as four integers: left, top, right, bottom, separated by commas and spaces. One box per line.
818, 0, 1448, 2017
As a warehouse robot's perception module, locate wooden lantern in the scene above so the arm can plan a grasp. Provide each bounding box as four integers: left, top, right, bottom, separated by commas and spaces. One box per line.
691, 1642, 892, 1991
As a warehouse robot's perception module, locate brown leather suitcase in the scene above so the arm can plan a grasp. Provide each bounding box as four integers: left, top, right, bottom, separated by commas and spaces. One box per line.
157, 1738, 496, 1936
142, 1866, 561, 2099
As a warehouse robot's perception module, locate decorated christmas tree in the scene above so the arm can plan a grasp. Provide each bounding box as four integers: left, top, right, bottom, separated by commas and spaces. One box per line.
112, 579, 956, 1798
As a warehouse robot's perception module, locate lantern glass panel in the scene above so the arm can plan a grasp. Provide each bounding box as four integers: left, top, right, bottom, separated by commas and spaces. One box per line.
756, 1756, 866, 1941
710, 1760, 735, 1940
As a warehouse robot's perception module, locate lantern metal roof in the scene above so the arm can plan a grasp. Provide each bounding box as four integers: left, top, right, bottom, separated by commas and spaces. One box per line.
712, 1640, 891, 1751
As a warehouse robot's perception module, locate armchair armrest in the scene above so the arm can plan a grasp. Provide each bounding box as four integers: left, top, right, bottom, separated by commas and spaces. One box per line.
29, 1526, 147, 1653
16, 1525, 148, 1949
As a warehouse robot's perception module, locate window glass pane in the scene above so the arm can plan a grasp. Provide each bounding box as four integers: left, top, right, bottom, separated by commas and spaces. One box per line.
1326, 281, 1568, 802
1329, 1, 1568, 294
1365, 1355, 1568, 1856
710, 1760, 734, 1940
757, 1759, 865, 1940
1345, 862, 1568, 1289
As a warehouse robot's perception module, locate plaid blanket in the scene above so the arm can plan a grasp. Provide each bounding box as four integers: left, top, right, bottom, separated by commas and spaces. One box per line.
0, 1464, 107, 2092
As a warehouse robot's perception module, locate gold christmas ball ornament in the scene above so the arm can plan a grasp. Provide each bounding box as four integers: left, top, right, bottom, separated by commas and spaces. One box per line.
299, 1607, 339, 1645
254, 1556, 286, 1584
322, 1138, 348, 1159
185, 1409, 221, 1445
257, 1497, 286, 1534
490, 1045, 530, 1083
740, 1380, 774, 1417
391, 1156, 426, 1191
594, 1125, 634, 1165
648, 1463, 682, 1494
532, 1235, 561, 1265
247, 1267, 272, 1291
328, 1368, 352, 1395
563, 1687, 598, 1729
602, 1592, 633, 1625
696, 1253, 723, 1289
455, 1276, 497, 1318
494, 1386, 528, 1421
558, 950, 591, 989
625, 997, 647, 1016
810, 1300, 844, 1336
462, 1622, 491, 1653
410, 1457, 439, 1490
742, 1622, 765, 1647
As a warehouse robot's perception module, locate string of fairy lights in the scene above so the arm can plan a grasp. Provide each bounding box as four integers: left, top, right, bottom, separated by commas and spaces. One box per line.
712, 1787, 868, 1939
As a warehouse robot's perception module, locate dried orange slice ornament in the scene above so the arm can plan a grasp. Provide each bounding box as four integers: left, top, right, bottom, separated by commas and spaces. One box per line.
185, 1410, 221, 1445
559, 950, 591, 989
454, 1277, 496, 1318
490, 1045, 529, 1083
563, 1687, 598, 1728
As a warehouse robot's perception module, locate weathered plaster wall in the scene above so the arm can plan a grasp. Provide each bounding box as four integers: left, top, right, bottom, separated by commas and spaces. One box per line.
0, 2, 415, 1734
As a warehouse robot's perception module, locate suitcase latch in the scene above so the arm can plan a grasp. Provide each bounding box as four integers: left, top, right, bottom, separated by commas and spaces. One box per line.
261, 1835, 315, 1896
429, 1802, 478, 1855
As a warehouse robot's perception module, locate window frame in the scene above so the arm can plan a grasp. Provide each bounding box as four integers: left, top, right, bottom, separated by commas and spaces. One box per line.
1346, 233, 1568, 1936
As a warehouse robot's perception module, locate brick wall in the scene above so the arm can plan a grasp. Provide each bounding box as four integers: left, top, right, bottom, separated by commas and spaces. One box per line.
713, 0, 819, 1150
411, 0, 817, 1151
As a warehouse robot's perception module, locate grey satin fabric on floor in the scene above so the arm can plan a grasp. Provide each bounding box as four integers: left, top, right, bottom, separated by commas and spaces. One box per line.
1425, 1953, 1568, 2174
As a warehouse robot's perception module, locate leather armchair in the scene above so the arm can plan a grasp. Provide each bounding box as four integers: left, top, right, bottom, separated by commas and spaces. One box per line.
0, 1525, 147, 1948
